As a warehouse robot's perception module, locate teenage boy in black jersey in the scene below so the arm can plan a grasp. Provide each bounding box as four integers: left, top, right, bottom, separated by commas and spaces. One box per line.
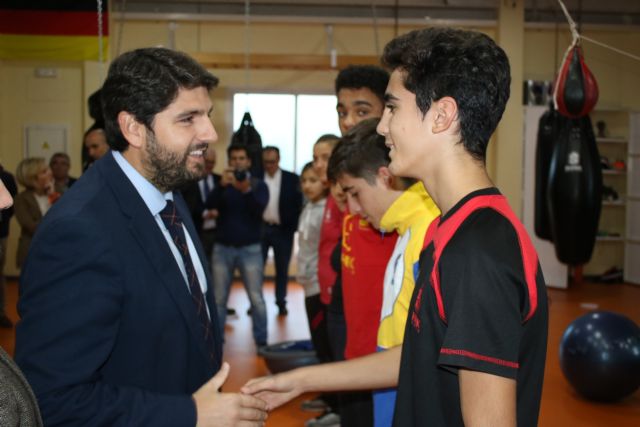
377, 27, 548, 427
244, 27, 548, 427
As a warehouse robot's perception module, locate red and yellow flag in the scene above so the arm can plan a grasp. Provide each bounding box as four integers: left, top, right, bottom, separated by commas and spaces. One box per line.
0, 0, 108, 61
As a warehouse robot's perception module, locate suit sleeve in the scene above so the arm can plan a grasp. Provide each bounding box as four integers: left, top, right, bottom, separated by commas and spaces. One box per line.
15, 216, 196, 427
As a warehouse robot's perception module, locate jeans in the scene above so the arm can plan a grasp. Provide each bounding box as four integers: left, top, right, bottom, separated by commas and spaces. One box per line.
261, 224, 294, 308
212, 243, 267, 345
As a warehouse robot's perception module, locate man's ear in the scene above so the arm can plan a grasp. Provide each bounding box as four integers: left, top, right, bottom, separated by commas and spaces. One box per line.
117, 111, 146, 149
431, 96, 458, 134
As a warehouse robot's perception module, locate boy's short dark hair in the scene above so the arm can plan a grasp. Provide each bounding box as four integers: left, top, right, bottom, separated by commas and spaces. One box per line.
335, 65, 389, 103
382, 28, 510, 161
314, 134, 339, 150
301, 161, 315, 176
326, 119, 389, 185
101, 47, 219, 152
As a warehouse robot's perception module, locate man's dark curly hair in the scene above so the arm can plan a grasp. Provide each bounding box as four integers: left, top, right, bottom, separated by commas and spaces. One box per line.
381, 28, 511, 161
335, 65, 389, 102
101, 47, 219, 152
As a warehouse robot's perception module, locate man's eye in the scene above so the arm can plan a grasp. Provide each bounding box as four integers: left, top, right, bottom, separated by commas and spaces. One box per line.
357, 110, 371, 117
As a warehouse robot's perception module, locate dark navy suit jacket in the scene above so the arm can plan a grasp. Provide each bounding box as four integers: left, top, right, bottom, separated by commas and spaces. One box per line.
15, 153, 222, 427
277, 169, 303, 234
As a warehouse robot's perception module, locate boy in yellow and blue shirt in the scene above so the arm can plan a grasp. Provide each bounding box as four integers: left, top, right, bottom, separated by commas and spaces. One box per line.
373, 180, 438, 426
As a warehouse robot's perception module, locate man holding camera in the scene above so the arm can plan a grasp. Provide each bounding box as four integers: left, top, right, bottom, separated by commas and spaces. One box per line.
207, 144, 269, 351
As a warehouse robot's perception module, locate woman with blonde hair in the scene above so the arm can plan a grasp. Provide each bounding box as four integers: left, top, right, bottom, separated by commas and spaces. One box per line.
14, 157, 57, 268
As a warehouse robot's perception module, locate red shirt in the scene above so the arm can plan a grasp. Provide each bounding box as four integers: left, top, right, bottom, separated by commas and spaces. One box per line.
342, 214, 397, 359
317, 194, 344, 305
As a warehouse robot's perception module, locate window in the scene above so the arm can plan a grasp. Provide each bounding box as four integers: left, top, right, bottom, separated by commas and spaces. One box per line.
233, 93, 341, 173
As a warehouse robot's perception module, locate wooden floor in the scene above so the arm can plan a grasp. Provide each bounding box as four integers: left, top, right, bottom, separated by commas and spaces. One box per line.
1, 278, 639, 426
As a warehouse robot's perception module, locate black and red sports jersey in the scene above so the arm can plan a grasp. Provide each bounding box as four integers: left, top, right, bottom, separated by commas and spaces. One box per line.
393, 188, 548, 427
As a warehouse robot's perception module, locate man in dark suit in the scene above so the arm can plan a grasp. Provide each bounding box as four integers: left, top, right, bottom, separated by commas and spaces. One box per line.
15, 47, 267, 427
261, 146, 303, 315
49, 152, 77, 194
181, 148, 221, 262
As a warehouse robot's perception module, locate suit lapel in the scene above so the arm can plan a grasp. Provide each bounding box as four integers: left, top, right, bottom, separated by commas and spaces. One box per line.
98, 154, 219, 368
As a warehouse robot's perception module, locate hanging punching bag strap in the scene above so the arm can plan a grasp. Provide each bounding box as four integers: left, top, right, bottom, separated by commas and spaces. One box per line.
425, 195, 539, 325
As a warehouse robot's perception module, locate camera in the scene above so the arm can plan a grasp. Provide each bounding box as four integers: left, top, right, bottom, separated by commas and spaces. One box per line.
233, 169, 248, 181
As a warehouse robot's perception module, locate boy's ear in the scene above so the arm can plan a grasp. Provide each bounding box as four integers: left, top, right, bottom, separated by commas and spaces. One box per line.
432, 96, 458, 134
378, 166, 394, 189
118, 111, 146, 149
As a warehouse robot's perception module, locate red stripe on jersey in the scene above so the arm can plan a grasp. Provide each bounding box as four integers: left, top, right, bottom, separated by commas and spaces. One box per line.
441, 348, 519, 369
425, 194, 539, 324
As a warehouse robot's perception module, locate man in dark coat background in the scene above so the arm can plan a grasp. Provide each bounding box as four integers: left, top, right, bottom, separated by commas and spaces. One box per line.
261, 146, 303, 315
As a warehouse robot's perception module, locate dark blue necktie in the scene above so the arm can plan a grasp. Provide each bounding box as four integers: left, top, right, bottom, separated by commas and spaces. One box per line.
202, 177, 211, 202
160, 200, 215, 362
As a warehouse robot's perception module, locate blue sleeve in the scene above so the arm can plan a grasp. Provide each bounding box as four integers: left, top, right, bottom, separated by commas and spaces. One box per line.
244, 179, 269, 218
15, 216, 196, 427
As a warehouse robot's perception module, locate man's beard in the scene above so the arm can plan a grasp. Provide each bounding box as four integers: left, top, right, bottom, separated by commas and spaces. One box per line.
143, 131, 206, 193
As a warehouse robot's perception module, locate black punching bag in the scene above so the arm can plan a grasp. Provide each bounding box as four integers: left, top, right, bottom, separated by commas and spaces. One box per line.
535, 107, 561, 240
547, 115, 602, 264
231, 112, 264, 178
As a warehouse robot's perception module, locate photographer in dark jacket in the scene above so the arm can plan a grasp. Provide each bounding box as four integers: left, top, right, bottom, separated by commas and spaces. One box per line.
207, 145, 269, 350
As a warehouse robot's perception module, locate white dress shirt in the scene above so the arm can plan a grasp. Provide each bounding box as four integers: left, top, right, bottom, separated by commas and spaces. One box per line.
263, 168, 281, 225
198, 174, 216, 230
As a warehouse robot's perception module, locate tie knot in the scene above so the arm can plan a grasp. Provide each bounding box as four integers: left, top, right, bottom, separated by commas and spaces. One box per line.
160, 200, 181, 228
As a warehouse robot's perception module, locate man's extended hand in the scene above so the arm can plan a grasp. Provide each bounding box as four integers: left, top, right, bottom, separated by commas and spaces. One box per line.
193, 362, 268, 427
241, 370, 304, 411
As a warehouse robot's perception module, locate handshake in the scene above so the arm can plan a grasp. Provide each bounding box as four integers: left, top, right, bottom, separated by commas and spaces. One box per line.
193, 343, 401, 426
191, 362, 306, 427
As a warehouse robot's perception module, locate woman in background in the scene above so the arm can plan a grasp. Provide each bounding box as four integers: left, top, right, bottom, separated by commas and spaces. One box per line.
14, 158, 58, 269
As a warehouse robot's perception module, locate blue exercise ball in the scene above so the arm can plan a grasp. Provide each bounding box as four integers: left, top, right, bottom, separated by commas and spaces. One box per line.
559, 311, 640, 402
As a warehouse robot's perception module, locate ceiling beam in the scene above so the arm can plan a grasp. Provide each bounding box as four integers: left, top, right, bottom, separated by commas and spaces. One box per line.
191, 52, 380, 71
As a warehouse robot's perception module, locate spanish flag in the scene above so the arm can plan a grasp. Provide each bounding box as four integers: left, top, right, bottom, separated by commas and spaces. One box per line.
0, 0, 108, 61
